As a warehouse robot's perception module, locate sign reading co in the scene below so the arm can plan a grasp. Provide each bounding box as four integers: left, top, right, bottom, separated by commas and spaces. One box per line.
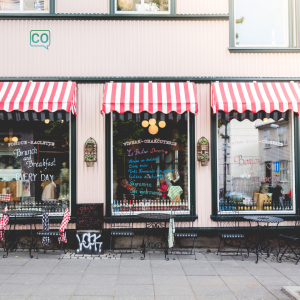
30, 30, 51, 50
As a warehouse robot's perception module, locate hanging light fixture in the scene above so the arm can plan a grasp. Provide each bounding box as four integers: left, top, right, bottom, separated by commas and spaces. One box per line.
11, 137, 18, 142
149, 125, 158, 135
159, 121, 166, 128
142, 120, 149, 128
4, 137, 8, 143
44, 119, 50, 124
263, 118, 268, 122
149, 118, 156, 126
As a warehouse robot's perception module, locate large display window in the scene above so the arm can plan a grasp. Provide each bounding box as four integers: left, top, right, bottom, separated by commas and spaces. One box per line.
112, 112, 189, 213
217, 111, 295, 213
0, 111, 70, 214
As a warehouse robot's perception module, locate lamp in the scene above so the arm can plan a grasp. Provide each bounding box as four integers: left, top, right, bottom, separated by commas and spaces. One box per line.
44, 119, 50, 124
149, 125, 158, 135
149, 118, 156, 126
263, 118, 268, 122
11, 137, 18, 142
4, 137, 8, 143
159, 121, 166, 128
142, 120, 149, 128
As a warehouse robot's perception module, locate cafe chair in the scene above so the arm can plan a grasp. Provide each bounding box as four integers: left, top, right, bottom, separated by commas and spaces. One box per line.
170, 205, 197, 260
217, 210, 245, 261
36, 205, 70, 260
278, 209, 300, 265
110, 203, 134, 259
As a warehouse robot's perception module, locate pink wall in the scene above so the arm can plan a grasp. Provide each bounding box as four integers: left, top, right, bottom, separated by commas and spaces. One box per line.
1, 20, 300, 78
177, 0, 228, 15
76, 84, 106, 214
56, 0, 109, 14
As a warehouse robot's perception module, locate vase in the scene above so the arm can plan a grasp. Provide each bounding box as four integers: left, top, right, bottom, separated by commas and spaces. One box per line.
86, 161, 94, 167
86, 145, 93, 152
201, 159, 209, 166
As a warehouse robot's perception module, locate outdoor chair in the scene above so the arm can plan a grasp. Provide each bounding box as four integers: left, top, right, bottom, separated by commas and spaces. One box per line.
110, 204, 134, 259
36, 204, 70, 260
217, 210, 245, 261
170, 205, 197, 260
278, 209, 300, 265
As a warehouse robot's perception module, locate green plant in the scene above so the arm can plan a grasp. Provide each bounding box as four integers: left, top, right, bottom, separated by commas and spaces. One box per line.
199, 138, 208, 144
86, 139, 95, 145
199, 154, 209, 160
85, 154, 95, 161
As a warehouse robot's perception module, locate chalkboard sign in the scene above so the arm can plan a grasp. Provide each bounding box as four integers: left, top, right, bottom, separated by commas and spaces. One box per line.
76, 204, 103, 230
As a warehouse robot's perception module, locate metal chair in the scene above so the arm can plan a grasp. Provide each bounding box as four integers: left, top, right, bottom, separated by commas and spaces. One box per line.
110, 203, 134, 259
36, 203, 70, 260
217, 210, 245, 261
278, 210, 300, 265
170, 205, 197, 260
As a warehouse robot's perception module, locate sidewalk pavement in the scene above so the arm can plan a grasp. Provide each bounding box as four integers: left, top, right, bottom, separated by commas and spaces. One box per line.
0, 250, 299, 300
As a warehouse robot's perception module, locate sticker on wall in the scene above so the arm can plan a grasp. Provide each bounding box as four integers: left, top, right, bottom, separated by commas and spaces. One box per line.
30, 30, 51, 50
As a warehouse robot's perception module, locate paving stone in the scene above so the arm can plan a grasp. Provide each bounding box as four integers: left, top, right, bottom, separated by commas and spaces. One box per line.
27, 296, 71, 300
5, 273, 47, 284
71, 297, 113, 300
84, 266, 119, 275
117, 274, 153, 285
245, 267, 282, 276
156, 296, 196, 300
119, 266, 152, 275
154, 284, 195, 296
80, 274, 118, 285
114, 284, 154, 296
264, 285, 295, 300
152, 275, 190, 285
43, 274, 83, 284
188, 275, 227, 287
31, 284, 78, 296
254, 275, 296, 286
74, 284, 116, 296
191, 285, 235, 297
215, 268, 251, 276
0, 266, 21, 273
284, 276, 300, 285
0, 283, 38, 296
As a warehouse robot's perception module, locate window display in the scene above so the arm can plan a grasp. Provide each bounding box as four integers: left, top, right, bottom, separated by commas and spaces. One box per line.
0, 0, 49, 13
116, 0, 169, 13
112, 112, 189, 213
0, 111, 70, 213
217, 111, 294, 213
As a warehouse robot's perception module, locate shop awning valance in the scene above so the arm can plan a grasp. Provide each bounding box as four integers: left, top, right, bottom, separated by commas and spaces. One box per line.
0, 82, 77, 115
102, 82, 198, 114
211, 82, 300, 114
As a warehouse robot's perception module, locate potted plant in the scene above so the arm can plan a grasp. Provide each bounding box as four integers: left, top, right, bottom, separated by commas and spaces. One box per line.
199, 138, 208, 151
85, 139, 95, 152
199, 153, 209, 166
85, 154, 95, 167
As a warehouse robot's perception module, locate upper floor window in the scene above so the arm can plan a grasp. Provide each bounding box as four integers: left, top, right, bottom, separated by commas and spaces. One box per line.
116, 0, 170, 14
234, 0, 289, 47
0, 0, 49, 13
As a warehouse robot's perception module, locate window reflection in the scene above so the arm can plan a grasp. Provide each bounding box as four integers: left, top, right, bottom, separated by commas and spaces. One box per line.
218, 112, 294, 212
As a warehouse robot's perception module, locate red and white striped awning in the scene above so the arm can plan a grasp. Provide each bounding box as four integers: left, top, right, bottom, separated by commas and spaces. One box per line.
0, 82, 77, 115
102, 82, 198, 114
211, 82, 300, 114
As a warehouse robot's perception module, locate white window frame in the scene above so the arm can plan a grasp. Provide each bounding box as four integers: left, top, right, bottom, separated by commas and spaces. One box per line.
233, 0, 290, 48
0, 0, 50, 14
111, 112, 190, 215
264, 129, 271, 149
115, 0, 171, 14
216, 112, 295, 215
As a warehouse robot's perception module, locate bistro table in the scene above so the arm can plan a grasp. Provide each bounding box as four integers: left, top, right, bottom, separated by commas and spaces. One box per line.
137, 213, 170, 260
244, 216, 284, 263
2, 210, 41, 258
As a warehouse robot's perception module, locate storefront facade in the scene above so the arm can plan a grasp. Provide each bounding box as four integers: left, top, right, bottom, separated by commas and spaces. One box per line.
1, 0, 300, 235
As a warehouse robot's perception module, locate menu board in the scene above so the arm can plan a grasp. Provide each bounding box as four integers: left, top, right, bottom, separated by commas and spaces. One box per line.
76, 204, 103, 230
